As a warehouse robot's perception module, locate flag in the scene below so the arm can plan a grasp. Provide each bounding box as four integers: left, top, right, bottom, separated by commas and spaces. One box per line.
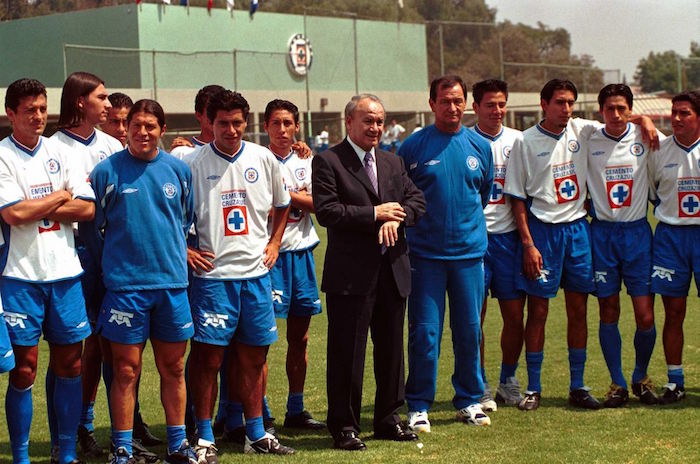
226, 0, 234, 11
207, 0, 212, 11
398, 0, 404, 7
249, 0, 258, 18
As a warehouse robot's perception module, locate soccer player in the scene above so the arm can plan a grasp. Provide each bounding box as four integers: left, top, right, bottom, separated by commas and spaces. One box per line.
469, 79, 525, 408
263, 99, 325, 430
399, 75, 494, 431
648, 90, 700, 404
101, 92, 132, 147
1, 78, 95, 464
187, 90, 294, 457
87, 99, 197, 464
170, 85, 224, 160
587, 84, 661, 407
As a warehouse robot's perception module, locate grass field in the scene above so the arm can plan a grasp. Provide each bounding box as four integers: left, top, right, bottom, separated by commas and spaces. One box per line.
1, 221, 699, 463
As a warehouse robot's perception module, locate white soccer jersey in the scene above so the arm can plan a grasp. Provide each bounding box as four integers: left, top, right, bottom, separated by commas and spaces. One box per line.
504, 118, 599, 224
190, 141, 291, 279
649, 135, 700, 225
0, 136, 95, 282
271, 150, 319, 251
171, 136, 206, 160
471, 125, 522, 234
51, 129, 123, 180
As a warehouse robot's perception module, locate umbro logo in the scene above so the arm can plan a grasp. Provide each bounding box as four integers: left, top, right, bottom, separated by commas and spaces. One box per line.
4, 312, 27, 329
591, 151, 605, 157
651, 265, 674, 281
108, 309, 134, 327
537, 151, 550, 157
122, 188, 138, 194
207, 175, 221, 181
663, 163, 678, 169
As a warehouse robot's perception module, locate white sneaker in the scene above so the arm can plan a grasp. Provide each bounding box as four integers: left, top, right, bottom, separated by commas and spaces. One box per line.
479, 383, 498, 411
407, 410, 431, 433
456, 404, 491, 426
195, 439, 219, 464
496, 376, 524, 406
243, 432, 295, 455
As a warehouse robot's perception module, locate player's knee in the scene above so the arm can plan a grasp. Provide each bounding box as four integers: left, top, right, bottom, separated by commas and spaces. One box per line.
113, 359, 140, 385
10, 361, 37, 389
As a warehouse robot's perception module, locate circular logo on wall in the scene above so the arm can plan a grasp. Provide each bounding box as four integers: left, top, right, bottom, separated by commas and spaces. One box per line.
287, 33, 313, 76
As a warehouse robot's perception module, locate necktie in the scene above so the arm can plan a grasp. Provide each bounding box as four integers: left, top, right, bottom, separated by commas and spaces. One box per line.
364, 152, 378, 194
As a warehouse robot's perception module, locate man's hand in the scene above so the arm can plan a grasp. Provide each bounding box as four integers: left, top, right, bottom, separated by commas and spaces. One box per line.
378, 220, 400, 247
293, 140, 312, 159
638, 116, 660, 151
170, 136, 194, 151
187, 247, 215, 274
523, 244, 543, 280
263, 241, 281, 270
374, 202, 406, 222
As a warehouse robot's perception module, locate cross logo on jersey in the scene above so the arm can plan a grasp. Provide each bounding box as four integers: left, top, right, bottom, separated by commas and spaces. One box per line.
223, 205, 249, 236
489, 178, 505, 204
38, 218, 60, 233
678, 192, 700, 217
606, 180, 633, 208
554, 175, 579, 203
4, 312, 27, 329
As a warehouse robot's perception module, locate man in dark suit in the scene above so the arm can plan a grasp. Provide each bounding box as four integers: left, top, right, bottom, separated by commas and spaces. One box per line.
312, 94, 426, 451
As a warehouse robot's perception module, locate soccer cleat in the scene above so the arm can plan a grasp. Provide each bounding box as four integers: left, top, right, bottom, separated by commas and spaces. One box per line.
603, 384, 629, 408
569, 387, 601, 410
479, 383, 497, 412
134, 416, 163, 446
496, 377, 524, 406
132, 438, 160, 464
211, 419, 225, 438
659, 383, 686, 405
78, 425, 105, 459
221, 426, 246, 445
165, 439, 198, 464
243, 432, 295, 455
111, 447, 136, 464
518, 391, 541, 411
283, 410, 326, 430
407, 411, 431, 433
455, 404, 491, 426
194, 439, 219, 464
632, 376, 659, 405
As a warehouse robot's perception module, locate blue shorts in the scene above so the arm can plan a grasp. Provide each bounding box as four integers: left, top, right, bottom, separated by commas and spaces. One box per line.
651, 223, 700, 297
77, 245, 105, 325
270, 249, 322, 319
190, 275, 278, 347
0, 305, 15, 373
516, 217, 595, 298
591, 218, 652, 298
0, 277, 91, 346
484, 231, 524, 300
98, 288, 193, 344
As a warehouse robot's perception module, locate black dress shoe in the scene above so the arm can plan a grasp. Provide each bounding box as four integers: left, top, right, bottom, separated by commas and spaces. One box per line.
284, 410, 327, 430
333, 430, 367, 451
374, 423, 419, 441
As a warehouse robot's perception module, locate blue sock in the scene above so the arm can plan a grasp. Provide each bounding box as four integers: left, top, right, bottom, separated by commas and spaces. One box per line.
80, 401, 95, 432
632, 326, 656, 384
599, 322, 627, 388
262, 396, 272, 421
102, 362, 114, 424
569, 348, 587, 390
112, 429, 133, 456
6, 383, 32, 464
196, 418, 215, 443
481, 366, 488, 386
166, 425, 187, 454
499, 362, 518, 384
55, 375, 82, 464
525, 351, 543, 392
215, 398, 230, 424
225, 401, 244, 430
286, 392, 304, 416
245, 416, 265, 442
46, 368, 58, 448
667, 365, 684, 388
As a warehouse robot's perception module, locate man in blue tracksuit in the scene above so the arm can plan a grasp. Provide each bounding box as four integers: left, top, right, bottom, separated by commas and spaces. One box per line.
398, 75, 493, 432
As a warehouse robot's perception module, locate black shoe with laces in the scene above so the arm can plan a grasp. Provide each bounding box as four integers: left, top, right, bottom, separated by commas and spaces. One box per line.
78, 425, 105, 459
569, 387, 601, 410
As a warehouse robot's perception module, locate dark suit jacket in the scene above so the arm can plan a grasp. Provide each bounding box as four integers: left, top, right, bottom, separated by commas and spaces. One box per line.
312, 139, 425, 298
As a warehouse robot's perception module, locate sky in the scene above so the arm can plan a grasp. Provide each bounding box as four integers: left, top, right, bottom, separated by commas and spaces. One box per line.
487, 0, 699, 82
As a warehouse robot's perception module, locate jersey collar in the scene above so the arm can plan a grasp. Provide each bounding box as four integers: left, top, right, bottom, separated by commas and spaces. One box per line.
60, 128, 96, 146
673, 135, 700, 153
269, 146, 294, 163
211, 141, 245, 163
601, 123, 631, 142
9, 135, 42, 156
192, 136, 206, 147
536, 122, 565, 140
474, 124, 503, 142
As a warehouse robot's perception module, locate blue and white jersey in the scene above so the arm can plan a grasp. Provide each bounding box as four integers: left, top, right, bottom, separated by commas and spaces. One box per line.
398, 125, 493, 260
587, 124, 664, 222
171, 136, 207, 161
504, 118, 599, 224
51, 128, 123, 181
189, 141, 290, 280
470, 125, 522, 234
0, 135, 95, 282
649, 135, 700, 225
270, 149, 319, 252
89, 148, 194, 291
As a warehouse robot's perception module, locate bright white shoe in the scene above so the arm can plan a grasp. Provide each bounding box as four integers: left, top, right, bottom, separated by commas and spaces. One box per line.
496, 376, 524, 406
479, 383, 498, 412
456, 404, 491, 426
407, 411, 431, 433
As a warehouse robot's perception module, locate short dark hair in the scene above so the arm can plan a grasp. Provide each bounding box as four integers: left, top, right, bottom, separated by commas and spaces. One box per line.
108, 92, 133, 110
5, 78, 46, 112
540, 79, 578, 103
472, 79, 509, 105
206, 90, 250, 123
264, 99, 300, 124
195, 85, 226, 114
57, 71, 105, 129
597, 84, 633, 111
127, 99, 166, 129
672, 90, 700, 115
430, 75, 467, 102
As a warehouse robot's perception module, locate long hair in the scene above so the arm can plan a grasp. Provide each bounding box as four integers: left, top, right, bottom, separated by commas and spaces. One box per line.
57, 71, 104, 129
